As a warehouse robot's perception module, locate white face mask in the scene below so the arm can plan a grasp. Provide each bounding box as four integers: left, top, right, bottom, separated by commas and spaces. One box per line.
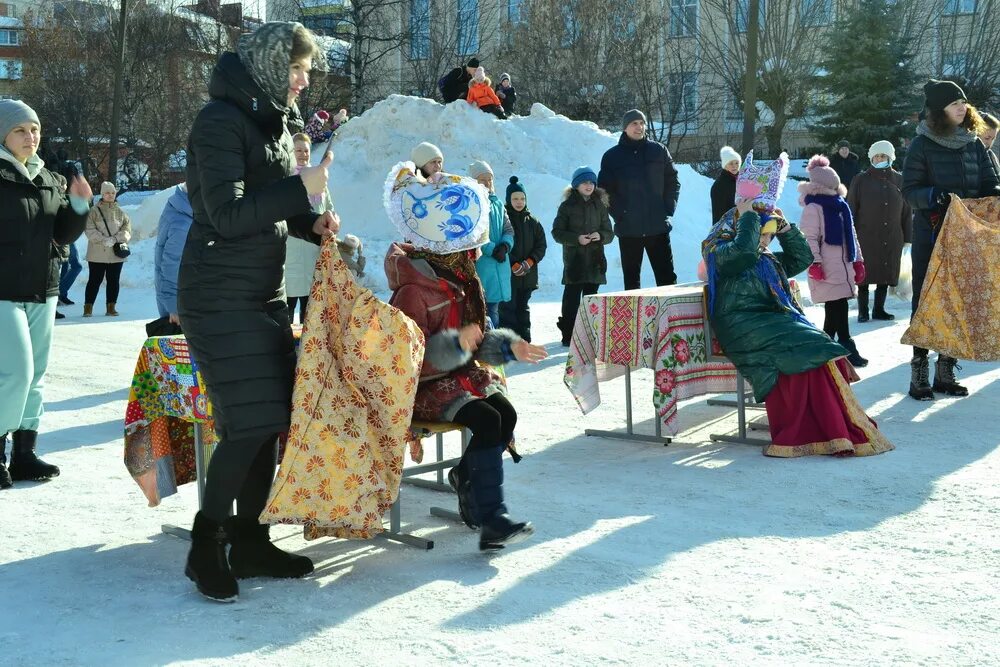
873, 160, 890, 169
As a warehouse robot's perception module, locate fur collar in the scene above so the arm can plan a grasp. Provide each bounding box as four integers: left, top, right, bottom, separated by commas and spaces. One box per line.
798, 180, 846, 203
562, 186, 610, 207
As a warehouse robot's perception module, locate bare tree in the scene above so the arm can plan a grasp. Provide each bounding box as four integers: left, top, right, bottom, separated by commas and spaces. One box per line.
935, 0, 1000, 109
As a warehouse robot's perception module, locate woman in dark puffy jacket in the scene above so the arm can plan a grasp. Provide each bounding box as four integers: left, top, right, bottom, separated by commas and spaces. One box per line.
178, 21, 339, 602
901, 79, 1000, 401
0, 100, 91, 489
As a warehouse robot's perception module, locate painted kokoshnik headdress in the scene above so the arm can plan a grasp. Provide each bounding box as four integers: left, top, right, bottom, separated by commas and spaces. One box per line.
383, 161, 491, 254
702, 150, 808, 326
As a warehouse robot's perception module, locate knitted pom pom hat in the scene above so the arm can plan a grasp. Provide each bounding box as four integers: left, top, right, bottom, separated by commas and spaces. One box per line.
473, 67, 486, 83
802, 154, 845, 196
506, 175, 526, 205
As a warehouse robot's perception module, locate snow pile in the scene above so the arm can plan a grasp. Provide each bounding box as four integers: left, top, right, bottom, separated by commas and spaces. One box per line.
110, 95, 811, 294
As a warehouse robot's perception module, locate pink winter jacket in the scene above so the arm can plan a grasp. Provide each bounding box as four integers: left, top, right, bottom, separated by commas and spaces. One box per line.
798, 182, 863, 304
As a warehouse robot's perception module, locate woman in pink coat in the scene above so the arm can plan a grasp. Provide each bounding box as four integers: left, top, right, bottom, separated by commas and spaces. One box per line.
799, 155, 868, 368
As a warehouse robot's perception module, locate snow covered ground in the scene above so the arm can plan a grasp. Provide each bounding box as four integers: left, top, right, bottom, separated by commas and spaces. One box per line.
3, 96, 999, 666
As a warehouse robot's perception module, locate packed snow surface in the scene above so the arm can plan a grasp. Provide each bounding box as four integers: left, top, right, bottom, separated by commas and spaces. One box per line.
3, 96, 997, 666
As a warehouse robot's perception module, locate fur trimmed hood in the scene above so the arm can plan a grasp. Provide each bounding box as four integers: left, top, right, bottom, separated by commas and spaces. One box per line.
562, 186, 610, 208
798, 180, 847, 203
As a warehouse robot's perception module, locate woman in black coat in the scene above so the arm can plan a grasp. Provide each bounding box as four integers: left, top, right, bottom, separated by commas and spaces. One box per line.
901, 79, 1000, 401
0, 100, 91, 489
710, 146, 741, 224
178, 21, 339, 602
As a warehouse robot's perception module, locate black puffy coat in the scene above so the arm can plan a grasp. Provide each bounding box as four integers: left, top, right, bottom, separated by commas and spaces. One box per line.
551, 187, 615, 285
506, 205, 546, 290
830, 152, 861, 188
178, 51, 320, 444
597, 134, 680, 238
710, 169, 737, 224
0, 154, 87, 303
440, 67, 472, 104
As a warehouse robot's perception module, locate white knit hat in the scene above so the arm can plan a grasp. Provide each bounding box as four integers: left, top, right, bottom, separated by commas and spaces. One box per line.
100, 181, 117, 195
468, 159, 493, 179
410, 142, 443, 168
473, 66, 486, 83
720, 146, 741, 168
867, 140, 896, 162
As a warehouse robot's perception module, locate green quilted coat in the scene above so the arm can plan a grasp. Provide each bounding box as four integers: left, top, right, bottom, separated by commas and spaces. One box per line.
708, 212, 848, 402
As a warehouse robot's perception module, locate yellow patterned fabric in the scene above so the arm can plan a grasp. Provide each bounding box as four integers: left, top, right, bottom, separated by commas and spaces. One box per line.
259, 238, 424, 540
902, 197, 1000, 361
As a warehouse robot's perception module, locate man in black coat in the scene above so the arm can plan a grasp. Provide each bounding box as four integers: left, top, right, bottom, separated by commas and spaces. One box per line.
598, 109, 680, 289
830, 140, 861, 188
439, 57, 479, 103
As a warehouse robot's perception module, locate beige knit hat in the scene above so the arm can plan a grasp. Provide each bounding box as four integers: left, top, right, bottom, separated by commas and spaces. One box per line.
468, 159, 493, 179
100, 181, 117, 195
410, 142, 443, 168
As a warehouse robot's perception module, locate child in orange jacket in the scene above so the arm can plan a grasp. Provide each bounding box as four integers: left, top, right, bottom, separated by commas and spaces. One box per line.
467, 67, 507, 120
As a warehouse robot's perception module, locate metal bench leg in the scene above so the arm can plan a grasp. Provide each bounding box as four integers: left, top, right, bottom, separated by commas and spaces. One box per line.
381, 494, 434, 550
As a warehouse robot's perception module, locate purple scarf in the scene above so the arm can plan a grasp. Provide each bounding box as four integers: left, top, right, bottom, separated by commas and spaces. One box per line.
804, 193, 856, 261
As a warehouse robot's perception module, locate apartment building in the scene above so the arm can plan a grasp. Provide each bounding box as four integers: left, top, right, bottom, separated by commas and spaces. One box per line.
0, 1, 26, 99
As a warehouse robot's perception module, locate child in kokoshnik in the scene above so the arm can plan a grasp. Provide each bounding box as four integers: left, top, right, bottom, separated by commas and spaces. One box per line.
385, 144, 548, 549
499, 176, 547, 342
702, 152, 894, 459
552, 166, 614, 347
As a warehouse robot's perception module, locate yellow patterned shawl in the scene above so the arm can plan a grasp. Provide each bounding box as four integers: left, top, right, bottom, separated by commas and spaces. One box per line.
259, 238, 425, 539
901, 196, 1000, 361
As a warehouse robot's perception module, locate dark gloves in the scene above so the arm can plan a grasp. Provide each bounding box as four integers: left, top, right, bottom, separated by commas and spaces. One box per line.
492, 243, 509, 262
931, 188, 952, 210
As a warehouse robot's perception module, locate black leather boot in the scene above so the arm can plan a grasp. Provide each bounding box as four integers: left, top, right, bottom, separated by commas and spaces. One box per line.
857, 285, 869, 323
185, 512, 238, 602
872, 285, 894, 320
839, 338, 869, 368
0, 433, 13, 489
448, 462, 479, 529
8, 430, 59, 481
933, 355, 969, 396
467, 446, 534, 551
226, 516, 314, 579
909, 355, 934, 401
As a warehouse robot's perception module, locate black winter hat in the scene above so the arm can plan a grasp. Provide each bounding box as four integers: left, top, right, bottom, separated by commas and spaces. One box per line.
837, 139, 850, 149
467, 57, 480, 69
506, 175, 526, 206
924, 79, 967, 113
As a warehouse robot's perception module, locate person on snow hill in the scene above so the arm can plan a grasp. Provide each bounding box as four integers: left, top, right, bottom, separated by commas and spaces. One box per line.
385, 148, 548, 550
0, 99, 93, 490
495, 73, 516, 116
302, 108, 347, 144
553, 166, 614, 347
598, 109, 680, 290
702, 199, 894, 459
154, 182, 194, 327
711, 145, 741, 224
830, 140, 861, 189
83, 181, 131, 317
846, 140, 912, 323
439, 57, 479, 104
799, 155, 868, 368
901, 79, 1000, 401
178, 21, 341, 602
467, 67, 507, 120
469, 159, 515, 327
286, 132, 334, 324
499, 176, 546, 342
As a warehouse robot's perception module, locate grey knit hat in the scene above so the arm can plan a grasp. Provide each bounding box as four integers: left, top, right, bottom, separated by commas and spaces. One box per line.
0, 99, 40, 144
622, 109, 647, 131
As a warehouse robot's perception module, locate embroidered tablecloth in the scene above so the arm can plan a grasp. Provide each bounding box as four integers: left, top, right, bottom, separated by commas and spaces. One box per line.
564, 284, 738, 436
124, 336, 216, 507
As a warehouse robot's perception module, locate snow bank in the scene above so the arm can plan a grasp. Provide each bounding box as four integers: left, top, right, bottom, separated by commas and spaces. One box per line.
107, 95, 810, 295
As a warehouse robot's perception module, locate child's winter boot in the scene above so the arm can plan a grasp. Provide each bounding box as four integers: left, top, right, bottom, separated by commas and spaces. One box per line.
467, 446, 533, 551
448, 462, 479, 528
840, 338, 868, 368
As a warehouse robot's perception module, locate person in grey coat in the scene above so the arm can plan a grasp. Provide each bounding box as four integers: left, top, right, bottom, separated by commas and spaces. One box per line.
178, 21, 339, 602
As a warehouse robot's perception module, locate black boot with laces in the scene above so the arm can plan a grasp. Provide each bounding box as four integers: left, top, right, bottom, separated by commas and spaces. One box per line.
909, 355, 934, 401
933, 355, 969, 396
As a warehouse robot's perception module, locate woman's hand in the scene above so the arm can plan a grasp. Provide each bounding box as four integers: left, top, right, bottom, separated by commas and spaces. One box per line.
169, 313, 181, 325
458, 324, 483, 352
578, 234, 592, 246
300, 152, 332, 195
588, 231, 601, 242
68, 176, 92, 200
512, 340, 548, 364
312, 211, 340, 237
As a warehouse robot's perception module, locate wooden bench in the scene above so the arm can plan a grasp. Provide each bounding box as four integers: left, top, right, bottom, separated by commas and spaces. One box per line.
382, 421, 469, 550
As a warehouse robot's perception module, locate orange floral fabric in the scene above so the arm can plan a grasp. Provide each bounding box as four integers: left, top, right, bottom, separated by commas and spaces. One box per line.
259, 239, 424, 540
901, 196, 1000, 361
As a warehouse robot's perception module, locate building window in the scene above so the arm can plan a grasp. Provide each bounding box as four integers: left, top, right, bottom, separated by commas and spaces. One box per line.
668, 72, 698, 129
0, 4, 15, 18
0, 29, 18, 45
410, 0, 429, 60
800, 0, 832, 26
457, 0, 479, 56
508, 0, 523, 24
0, 58, 22, 79
943, 0, 976, 14
669, 0, 697, 38
942, 52, 968, 76
736, 0, 766, 32
301, 15, 345, 36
